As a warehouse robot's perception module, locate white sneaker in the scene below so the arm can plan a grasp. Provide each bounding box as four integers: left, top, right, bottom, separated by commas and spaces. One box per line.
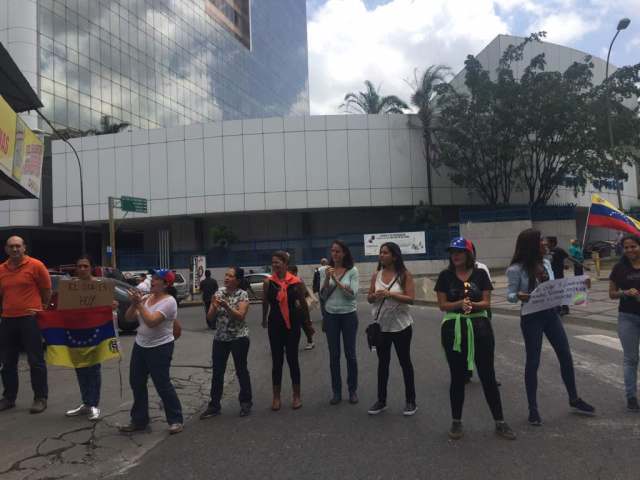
304, 342, 315, 350
88, 407, 101, 421
66, 404, 90, 417
168, 423, 183, 434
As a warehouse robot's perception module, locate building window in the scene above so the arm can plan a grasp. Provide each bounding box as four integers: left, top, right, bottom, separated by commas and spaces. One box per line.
205, 0, 251, 49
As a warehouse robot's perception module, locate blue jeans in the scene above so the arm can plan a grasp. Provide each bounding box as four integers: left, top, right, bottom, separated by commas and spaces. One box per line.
520, 309, 578, 411
75, 364, 101, 407
129, 342, 183, 426
324, 311, 358, 397
618, 312, 640, 399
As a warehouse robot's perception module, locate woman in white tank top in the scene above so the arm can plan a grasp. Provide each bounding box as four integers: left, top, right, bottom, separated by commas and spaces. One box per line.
366, 242, 417, 416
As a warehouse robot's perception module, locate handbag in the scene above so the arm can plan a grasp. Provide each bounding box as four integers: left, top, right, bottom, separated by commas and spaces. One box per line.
365, 275, 399, 350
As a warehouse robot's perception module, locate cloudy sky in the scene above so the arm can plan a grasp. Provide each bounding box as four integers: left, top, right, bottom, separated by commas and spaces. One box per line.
306, 0, 640, 114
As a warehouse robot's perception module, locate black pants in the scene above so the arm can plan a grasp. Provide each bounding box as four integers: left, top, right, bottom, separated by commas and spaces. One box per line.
520, 309, 578, 411
574, 264, 584, 276
441, 317, 503, 421
268, 319, 301, 387
0, 316, 48, 401
129, 342, 183, 426
209, 337, 252, 409
377, 325, 415, 403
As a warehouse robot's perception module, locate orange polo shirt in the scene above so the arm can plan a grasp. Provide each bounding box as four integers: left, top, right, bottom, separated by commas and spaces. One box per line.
0, 256, 52, 318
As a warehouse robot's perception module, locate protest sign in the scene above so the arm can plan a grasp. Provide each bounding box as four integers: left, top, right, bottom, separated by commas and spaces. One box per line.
521, 275, 589, 316
57, 279, 114, 310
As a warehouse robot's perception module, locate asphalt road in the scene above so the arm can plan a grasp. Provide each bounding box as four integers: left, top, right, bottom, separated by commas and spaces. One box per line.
121, 302, 640, 480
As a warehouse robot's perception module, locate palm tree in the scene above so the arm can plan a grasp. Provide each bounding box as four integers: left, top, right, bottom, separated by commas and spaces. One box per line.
340, 80, 409, 114
410, 65, 451, 205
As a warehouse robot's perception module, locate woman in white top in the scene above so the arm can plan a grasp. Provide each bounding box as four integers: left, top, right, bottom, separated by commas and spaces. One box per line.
120, 269, 183, 435
366, 242, 417, 416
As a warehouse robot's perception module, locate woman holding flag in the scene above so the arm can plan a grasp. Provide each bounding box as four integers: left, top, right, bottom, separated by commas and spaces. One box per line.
507, 229, 594, 426
435, 237, 515, 440
64, 255, 110, 421
262, 251, 310, 410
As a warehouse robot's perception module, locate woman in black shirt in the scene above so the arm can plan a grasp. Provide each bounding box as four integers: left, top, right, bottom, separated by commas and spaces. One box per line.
609, 234, 640, 412
434, 237, 515, 441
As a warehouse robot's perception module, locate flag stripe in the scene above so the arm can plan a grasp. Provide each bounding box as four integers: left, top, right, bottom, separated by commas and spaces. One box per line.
41, 323, 116, 347
37, 306, 113, 330
45, 338, 120, 368
589, 204, 640, 231
587, 214, 640, 235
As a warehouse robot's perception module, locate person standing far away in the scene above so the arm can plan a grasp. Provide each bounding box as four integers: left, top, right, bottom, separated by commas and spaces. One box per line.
0, 236, 52, 414
609, 234, 640, 412
546, 236, 570, 316
319, 240, 360, 406
366, 242, 417, 417
312, 258, 329, 296
507, 228, 594, 426
200, 270, 219, 329
200, 266, 252, 419
435, 237, 515, 441
568, 239, 585, 277
119, 269, 183, 435
262, 251, 310, 411
65, 254, 117, 421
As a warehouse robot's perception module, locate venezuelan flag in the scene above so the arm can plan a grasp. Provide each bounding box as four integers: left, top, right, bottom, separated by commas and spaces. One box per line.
37, 305, 121, 368
587, 194, 640, 235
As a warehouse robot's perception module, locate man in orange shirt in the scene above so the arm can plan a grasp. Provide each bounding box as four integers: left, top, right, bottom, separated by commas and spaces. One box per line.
0, 236, 51, 413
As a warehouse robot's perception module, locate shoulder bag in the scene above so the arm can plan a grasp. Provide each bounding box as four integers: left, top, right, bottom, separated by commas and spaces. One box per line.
365, 275, 399, 350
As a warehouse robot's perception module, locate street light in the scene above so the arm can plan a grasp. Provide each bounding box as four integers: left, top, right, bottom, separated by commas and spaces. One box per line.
605, 17, 631, 210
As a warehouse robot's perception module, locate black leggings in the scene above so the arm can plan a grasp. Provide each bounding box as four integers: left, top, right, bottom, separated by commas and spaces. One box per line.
377, 325, 415, 403
268, 318, 301, 387
441, 317, 503, 421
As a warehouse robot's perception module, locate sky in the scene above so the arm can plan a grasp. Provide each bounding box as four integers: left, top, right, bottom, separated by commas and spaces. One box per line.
306, 0, 640, 114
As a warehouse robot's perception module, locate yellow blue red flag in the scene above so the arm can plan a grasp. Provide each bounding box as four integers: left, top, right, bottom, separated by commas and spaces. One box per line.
37, 306, 120, 368
587, 194, 640, 235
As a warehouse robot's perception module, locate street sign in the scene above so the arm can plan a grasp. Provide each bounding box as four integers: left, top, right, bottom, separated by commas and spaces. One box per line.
120, 196, 147, 213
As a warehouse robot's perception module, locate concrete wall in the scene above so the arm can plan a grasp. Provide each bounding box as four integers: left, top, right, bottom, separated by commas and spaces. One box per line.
533, 219, 577, 251
460, 220, 532, 268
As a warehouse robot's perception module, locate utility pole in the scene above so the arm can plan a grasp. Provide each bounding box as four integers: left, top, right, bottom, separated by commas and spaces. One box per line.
108, 196, 117, 268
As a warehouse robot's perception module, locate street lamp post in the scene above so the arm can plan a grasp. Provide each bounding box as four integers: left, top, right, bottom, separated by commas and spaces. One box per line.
605, 17, 631, 210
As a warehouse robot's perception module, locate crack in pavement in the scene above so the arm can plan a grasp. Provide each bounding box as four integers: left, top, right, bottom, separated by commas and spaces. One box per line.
0, 364, 234, 480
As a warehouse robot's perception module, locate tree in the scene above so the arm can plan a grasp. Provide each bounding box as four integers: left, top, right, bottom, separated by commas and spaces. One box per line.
209, 225, 237, 248
340, 80, 408, 114
85, 115, 130, 136
409, 65, 451, 205
435, 33, 640, 207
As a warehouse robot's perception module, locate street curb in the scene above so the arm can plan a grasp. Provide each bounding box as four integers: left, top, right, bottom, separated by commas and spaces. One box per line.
414, 300, 618, 332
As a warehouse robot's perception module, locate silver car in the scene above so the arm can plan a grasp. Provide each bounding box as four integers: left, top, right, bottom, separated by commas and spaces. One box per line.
172, 272, 189, 306
245, 272, 271, 301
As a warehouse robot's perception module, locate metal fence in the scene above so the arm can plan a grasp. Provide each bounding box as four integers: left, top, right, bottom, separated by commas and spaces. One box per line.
117, 225, 460, 271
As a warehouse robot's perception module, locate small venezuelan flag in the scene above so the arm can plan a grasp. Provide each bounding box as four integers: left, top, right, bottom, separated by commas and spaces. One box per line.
37, 305, 120, 368
587, 194, 640, 235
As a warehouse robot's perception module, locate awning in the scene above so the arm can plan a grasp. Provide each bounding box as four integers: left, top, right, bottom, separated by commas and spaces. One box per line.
0, 42, 43, 113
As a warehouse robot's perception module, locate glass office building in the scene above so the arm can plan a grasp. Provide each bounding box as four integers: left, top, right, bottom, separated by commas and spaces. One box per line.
36, 0, 309, 132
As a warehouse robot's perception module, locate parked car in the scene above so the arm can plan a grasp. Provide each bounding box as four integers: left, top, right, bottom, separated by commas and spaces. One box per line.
244, 272, 271, 301
172, 272, 188, 306
48, 270, 137, 332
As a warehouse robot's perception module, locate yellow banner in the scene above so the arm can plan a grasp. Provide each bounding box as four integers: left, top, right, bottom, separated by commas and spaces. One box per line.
12, 116, 44, 196
0, 95, 17, 176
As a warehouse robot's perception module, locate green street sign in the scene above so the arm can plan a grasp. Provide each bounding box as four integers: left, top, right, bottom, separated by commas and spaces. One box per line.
120, 196, 147, 213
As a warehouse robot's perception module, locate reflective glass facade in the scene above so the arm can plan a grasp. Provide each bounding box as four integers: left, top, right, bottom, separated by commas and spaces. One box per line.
37, 0, 309, 132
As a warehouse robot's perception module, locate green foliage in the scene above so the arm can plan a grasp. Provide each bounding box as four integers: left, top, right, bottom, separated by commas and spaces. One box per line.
412, 201, 443, 226
435, 33, 640, 207
209, 225, 237, 248
340, 80, 408, 114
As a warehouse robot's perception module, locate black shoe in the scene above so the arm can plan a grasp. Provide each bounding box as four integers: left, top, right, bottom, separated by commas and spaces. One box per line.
495, 421, 516, 440
367, 401, 387, 415
239, 402, 252, 417
403, 402, 417, 416
570, 398, 595, 416
118, 423, 150, 433
448, 420, 463, 440
329, 396, 342, 406
465, 370, 472, 384
348, 392, 359, 404
200, 405, 221, 420
0, 398, 16, 412
627, 397, 640, 412
528, 410, 542, 426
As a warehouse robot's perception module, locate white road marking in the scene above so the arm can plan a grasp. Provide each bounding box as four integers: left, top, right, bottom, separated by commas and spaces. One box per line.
576, 334, 623, 352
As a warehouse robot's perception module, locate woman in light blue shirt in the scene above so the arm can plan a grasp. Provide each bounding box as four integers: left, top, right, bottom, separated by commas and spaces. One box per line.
507, 228, 594, 426
320, 240, 360, 405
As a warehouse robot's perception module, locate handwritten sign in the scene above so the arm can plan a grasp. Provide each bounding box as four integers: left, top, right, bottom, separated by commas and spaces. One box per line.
57, 279, 114, 310
521, 275, 589, 316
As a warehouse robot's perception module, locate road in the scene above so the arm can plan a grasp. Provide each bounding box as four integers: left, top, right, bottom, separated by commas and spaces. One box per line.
119, 302, 640, 480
